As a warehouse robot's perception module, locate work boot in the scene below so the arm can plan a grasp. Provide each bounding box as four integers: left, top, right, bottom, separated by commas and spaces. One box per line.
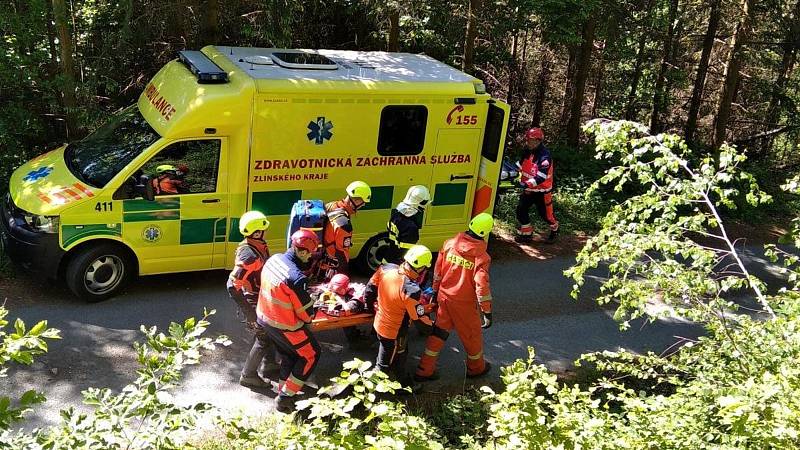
275, 394, 296, 413
239, 374, 270, 389
514, 234, 533, 243
466, 362, 492, 379
413, 371, 440, 383
545, 229, 559, 244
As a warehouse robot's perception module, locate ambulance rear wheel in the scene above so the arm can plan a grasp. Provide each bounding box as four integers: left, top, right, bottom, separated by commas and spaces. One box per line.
355, 232, 392, 274
66, 243, 133, 302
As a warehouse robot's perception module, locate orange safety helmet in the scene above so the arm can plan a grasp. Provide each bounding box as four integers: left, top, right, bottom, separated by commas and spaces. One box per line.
328, 273, 350, 296
524, 127, 544, 141
290, 229, 320, 253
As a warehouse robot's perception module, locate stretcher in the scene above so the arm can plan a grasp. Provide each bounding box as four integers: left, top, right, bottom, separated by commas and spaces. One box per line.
306, 281, 435, 332
309, 310, 374, 332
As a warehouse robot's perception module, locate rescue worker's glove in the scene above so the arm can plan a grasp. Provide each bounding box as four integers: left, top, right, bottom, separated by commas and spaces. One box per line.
481, 312, 493, 329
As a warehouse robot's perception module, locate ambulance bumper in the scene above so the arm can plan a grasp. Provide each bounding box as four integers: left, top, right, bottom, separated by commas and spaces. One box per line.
1, 193, 64, 280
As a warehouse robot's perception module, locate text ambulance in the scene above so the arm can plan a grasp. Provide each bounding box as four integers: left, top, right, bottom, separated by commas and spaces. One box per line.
1, 47, 509, 301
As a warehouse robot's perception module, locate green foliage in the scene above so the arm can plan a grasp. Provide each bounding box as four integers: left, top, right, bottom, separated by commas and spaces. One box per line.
0, 307, 60, 433
424, 391, 490, 448
568, 119, 774, 327
216, 359, 445, 450
474, 120, 800, 449
2, 309, 230, 450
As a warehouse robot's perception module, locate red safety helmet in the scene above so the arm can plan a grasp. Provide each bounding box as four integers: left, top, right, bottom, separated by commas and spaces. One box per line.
524, 127, 544, 141
329, 273, 350, 296
290, 229, 320, 253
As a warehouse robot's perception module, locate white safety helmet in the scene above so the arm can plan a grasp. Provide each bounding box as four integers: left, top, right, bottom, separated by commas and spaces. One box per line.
402, 185, 431, 209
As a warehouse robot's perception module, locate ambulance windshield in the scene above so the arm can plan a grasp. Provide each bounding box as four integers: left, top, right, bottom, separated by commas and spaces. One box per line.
64, 106, 161, 188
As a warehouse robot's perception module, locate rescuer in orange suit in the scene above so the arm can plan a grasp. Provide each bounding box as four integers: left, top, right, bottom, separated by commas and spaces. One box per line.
415, 213, 494, 381
322, 180, 372, 275
515, 127, 558, 243
364, 245, 433, 387
151, 164, 190, 195
256, 229, 321, 413
229, 211, 279, 389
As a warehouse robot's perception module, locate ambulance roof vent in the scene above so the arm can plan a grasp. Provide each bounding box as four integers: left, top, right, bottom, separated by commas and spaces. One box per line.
270, 51, 338, 70
243, 55, 274, 66
178, 50, 229, 84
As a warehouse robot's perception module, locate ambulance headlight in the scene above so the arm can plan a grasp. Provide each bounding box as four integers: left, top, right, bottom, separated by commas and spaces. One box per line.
23, 214, 60, 233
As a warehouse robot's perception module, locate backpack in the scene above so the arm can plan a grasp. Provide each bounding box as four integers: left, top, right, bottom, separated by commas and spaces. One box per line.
286, 199, 327, 250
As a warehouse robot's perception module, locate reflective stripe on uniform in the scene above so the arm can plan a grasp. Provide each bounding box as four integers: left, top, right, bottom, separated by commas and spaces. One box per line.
266, 296, 294, 309
424, 348, 440, 357
467, 351, 483, 360
536, 171, 548, 179
263, 317, 304, 331
478, 295, 492, 303
389, 234, 415, 249
282, 374, 304, 396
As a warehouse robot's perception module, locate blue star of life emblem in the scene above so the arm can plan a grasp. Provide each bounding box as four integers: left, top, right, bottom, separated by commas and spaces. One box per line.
307, 116, 333, 144
142, 225, 162, 242
23, 167, 53, 182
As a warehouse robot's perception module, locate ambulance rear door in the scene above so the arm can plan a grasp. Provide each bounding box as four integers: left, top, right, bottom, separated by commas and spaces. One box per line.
426, 103, 482, 226
471, 102, 508, 216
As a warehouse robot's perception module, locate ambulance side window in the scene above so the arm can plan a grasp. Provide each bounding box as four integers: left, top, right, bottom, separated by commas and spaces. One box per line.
142, 139, 221, 195
377, 106, 427, 156
480, 104, 505, 163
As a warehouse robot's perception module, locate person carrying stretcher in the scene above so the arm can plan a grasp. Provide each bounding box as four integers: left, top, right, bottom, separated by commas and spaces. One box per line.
365, 245, 433, 389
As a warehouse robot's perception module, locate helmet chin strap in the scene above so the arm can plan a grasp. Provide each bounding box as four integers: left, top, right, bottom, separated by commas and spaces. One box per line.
347, 196, 359, 211
466, 229, 483, 240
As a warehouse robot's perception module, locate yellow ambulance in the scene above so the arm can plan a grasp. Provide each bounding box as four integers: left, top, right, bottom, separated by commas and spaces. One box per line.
1, 46, 509, 301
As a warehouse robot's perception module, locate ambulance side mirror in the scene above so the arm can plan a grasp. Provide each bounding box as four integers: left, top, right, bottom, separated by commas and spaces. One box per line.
136, 175, 155, 201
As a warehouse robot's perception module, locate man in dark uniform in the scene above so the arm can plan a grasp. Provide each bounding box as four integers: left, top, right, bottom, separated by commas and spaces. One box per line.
385, 185, 430, 264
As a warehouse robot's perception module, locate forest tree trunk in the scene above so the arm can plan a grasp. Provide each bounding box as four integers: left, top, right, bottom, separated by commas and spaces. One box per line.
650, 0, 680, 133
566, 15, 597, 147
559, 44, 578, 133
388, 8, 400, 52
531, 56, 549, 127
51, 0, 77, 136
685, 0, 721, 144
713, 0, 755, 149
203, 0, 220, 44
463, 0, 483, 73
763, 0, 800, 152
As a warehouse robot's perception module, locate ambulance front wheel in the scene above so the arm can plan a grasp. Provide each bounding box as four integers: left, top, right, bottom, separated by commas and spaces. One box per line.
355, 232, 393, 274
65, 243, 134, 302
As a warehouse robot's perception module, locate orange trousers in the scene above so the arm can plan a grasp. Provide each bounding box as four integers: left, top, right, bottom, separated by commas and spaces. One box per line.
416, 295, 485, 377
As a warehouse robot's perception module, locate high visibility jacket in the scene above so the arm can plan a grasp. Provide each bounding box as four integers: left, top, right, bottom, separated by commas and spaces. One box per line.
519, 143, 554, 193
365, 263, 425, 339
151, 174, 188, 195
387, 208, 422, 251
256, 251, 315, 331
226, 238, 269, 298
433, 232, 493, 313
324, 199, 356, 267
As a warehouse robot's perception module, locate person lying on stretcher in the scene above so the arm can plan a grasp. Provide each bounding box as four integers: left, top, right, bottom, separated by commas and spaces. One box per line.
311, 274, 370, 317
